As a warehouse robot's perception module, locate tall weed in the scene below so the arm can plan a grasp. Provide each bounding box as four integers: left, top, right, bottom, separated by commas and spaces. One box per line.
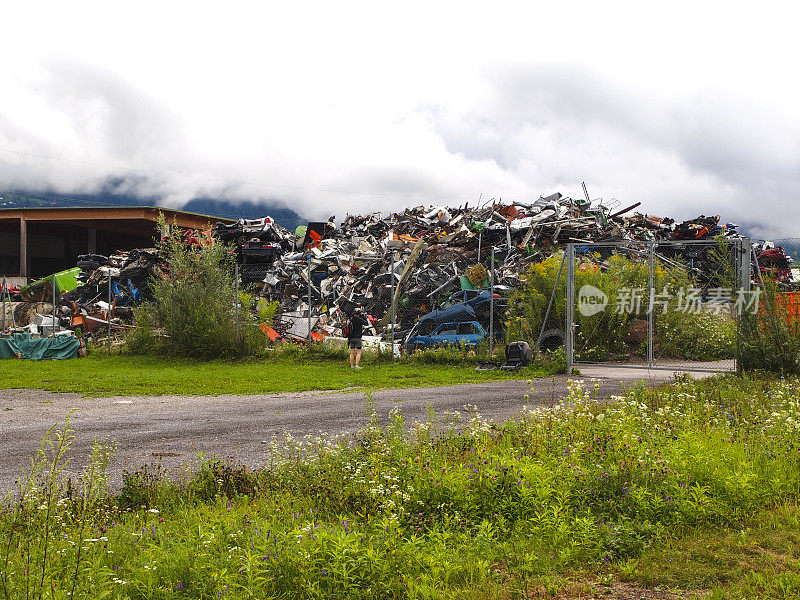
5, 375, 800, 597
125, 226, 266, 359
738, 276, 800, 374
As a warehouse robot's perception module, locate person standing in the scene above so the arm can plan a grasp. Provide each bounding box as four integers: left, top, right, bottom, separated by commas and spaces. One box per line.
347, 306, 369, 369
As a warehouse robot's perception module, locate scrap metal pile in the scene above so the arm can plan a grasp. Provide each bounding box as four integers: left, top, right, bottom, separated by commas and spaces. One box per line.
57, 248, 166, 335
2, 249, 166, 338
3, 192, 796, 342
209, 193, 781, 341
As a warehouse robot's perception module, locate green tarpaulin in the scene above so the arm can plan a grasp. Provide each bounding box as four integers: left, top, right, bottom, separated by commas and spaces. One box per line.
0, 333, 80, 360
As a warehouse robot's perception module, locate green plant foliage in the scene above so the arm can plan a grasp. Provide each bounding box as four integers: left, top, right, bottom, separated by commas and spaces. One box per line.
406, 344, 482, 365
656, 309, 735, 361
738, 276, 800, 374
123, 304, 161, 355
507, 251, 735, 361
5, 374, 800, 597
124, 226, 266, 359
256, 298, 279, 325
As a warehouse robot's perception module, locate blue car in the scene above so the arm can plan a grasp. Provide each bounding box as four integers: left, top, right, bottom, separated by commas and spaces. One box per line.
405, 321, 487, 353
410, 287, 509, 338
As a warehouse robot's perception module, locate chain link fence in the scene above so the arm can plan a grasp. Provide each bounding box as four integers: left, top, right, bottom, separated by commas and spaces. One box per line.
565, 239, 751, 372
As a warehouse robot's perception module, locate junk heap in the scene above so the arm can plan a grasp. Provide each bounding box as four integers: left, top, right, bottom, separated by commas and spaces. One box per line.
2, 193, 795, 342
209, 193, 790, 342
2, 249, 166, 339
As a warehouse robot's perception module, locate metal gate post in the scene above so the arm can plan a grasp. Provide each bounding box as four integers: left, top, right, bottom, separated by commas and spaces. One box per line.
235, 262, 240, 346
489, 247, 495, 360
566, 244, 574, 373
736, 237, 752, 371
390, 252, 396, 360
647, 242, 654, 368
307, 262, 312, 342
739, 237, 752, 293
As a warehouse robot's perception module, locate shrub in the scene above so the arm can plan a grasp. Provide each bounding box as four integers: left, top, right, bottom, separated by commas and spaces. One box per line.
738, 277, 800, 374
125, 226, 266, 359
507, 250, 736, 361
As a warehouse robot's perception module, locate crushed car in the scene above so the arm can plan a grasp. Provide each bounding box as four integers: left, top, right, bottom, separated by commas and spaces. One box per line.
405, 320, 488, 353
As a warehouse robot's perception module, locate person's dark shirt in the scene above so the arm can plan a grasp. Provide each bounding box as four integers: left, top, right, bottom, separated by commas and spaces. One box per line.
348, 313, 368, 339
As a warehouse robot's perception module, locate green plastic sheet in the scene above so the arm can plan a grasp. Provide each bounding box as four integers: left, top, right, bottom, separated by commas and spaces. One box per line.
0, 333, 80, 360
19, 267, 81, 298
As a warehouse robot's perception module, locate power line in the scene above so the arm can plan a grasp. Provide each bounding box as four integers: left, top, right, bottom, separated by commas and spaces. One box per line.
0, 147, 481, 202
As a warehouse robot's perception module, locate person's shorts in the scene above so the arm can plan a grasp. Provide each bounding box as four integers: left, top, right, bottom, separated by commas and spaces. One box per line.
348, 338, 363, 350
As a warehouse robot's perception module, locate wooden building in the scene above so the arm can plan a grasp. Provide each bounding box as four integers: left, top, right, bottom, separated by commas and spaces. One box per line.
0, 207, 234, 283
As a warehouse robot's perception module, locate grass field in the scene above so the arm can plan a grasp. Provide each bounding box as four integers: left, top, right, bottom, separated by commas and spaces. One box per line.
0, 350, 559, 397
3, 372, 800, 599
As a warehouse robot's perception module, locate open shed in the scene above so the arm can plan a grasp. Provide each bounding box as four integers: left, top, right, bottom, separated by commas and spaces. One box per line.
0, 206, 234, 283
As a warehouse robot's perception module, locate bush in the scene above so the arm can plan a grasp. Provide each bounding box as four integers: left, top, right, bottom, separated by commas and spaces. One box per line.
507, 250, 736, 362
738, 278, 800, 374
125, 227, 266, 359
407, 344, 481, 365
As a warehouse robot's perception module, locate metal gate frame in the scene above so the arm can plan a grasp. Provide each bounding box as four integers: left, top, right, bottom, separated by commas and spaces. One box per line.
565, 238, 751, 373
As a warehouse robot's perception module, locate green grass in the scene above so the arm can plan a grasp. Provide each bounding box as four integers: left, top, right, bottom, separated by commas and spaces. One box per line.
620, 502, 800, 598
4, 373, 800, 599
0, 352, 555, 397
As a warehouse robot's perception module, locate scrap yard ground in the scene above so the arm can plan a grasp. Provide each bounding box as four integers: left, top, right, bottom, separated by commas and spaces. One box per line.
0, 362, 706, 494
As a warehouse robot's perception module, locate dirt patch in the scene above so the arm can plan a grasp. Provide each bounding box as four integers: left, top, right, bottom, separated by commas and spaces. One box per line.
559, 582, 705, 599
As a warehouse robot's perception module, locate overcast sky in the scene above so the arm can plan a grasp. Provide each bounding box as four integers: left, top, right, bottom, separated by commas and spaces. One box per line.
1, 1, 798, 237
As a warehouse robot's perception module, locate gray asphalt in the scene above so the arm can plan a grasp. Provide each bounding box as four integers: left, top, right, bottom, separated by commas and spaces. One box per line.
0, 365, 716, 494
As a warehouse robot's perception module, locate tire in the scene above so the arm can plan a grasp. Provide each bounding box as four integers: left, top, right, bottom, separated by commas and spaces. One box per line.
537, 329, 565, 353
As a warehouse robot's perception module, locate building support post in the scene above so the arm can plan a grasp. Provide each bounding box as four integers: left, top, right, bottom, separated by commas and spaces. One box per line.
19, 217, 27, 280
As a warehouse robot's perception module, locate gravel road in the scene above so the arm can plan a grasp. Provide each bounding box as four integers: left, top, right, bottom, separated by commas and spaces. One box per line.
0, 366, 712, 493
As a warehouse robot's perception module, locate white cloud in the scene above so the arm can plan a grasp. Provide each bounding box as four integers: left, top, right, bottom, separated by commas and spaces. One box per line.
0, 1, 799, 237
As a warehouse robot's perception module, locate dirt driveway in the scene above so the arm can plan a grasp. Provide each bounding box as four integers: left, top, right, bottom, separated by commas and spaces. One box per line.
0, 366, 715, 493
